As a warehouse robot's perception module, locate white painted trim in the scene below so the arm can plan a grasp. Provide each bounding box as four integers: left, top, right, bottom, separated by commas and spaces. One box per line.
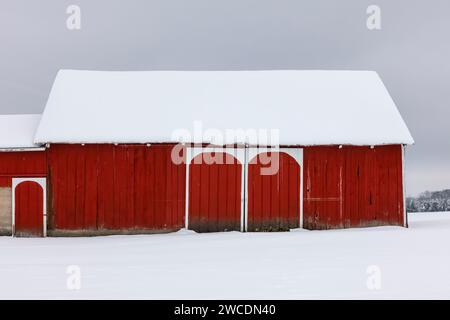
11, 177, 47, 237
402, 145, 407, 227
185, 146, 245, 231
245, 148, 304, 229
242, 147, 248, 232
299, 149, 304, 229
247, 147, 302, 167
244, 147, 249, 231
184, 147, 191, 229
187, 146, 245, 165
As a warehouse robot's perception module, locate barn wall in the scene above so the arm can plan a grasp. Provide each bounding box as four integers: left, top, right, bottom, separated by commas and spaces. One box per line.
47, 144, 186, 233
303, 145, 404, 229
0, 151, 47, 186
0, 145, 405, 235
0, 151, 47, 235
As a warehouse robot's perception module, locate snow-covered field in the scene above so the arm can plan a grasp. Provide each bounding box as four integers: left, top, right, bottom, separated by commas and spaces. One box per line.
1, 212, 450, 299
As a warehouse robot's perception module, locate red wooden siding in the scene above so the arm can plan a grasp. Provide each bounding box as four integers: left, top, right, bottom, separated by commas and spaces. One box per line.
303, 145, 404, 229
47, 144, 186, 231
14, 181, 44, 237
188, 152, 242, 232
0, 152, 47, 187
247, 152, 300, 231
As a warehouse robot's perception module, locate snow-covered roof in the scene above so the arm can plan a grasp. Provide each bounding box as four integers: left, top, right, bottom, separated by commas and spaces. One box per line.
0, 114, 43, 150
35, 70, 414, 146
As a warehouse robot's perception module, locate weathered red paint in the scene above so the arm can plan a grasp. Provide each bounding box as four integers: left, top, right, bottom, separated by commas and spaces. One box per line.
0, 151, 47, 187
188, 152, 242, 232
14, 181, 44, 237
247, 152, 300, 231
303, 145, 404, 229
47, 144, 186, 232
0, 143, 405, 235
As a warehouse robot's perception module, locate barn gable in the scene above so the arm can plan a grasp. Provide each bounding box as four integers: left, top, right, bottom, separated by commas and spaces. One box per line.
34, 70, 414, 146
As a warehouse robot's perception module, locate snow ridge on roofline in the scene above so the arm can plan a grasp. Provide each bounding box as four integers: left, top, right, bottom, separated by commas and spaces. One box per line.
0, 114, 43, 149
34, 69, 414, 146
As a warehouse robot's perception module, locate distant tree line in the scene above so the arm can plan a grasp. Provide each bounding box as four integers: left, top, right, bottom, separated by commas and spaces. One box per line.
406, 189, 450, 212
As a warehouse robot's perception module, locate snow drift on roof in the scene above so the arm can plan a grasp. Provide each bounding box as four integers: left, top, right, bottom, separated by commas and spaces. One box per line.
0, 114, 42, 149
34, 70, 414, 146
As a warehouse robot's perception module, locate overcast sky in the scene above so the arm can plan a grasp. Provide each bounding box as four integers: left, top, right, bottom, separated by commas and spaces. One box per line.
1, 0, 449, 195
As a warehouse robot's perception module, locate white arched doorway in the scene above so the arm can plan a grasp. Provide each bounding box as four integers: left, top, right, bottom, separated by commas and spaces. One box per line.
12, 177, 46, 237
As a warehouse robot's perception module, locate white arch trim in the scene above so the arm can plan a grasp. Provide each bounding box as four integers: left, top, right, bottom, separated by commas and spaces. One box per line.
245, 148, 304, 230
185, 146, 246, 165
11, 177, 47, 237
247, 147, 303, 166
185, 147, 246, 232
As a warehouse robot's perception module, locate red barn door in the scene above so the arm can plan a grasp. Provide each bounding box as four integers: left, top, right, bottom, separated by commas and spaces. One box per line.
187, 148, 244, 232
247, 150, 302, 231
13, 179, 46, 237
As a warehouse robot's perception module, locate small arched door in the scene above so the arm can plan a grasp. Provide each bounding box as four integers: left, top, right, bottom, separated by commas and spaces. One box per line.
247, 151, 301, 231
13, 180, 45, 237
188, 150, 243, 232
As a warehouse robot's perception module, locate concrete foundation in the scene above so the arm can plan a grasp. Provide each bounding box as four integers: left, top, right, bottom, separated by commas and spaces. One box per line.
0, 187, 12, 236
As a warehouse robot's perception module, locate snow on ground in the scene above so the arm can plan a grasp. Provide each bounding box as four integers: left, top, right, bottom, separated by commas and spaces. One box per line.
1, 212, 450, 299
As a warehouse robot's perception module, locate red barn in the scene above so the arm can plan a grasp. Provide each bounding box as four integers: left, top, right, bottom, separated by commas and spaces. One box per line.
2, 70, 414, 236
0, 114, 47, 236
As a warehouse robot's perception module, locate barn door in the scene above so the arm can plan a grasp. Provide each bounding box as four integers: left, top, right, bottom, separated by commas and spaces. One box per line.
245, 148, 303, 231
186, 147, 245, 232
12, 178, 46, 237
